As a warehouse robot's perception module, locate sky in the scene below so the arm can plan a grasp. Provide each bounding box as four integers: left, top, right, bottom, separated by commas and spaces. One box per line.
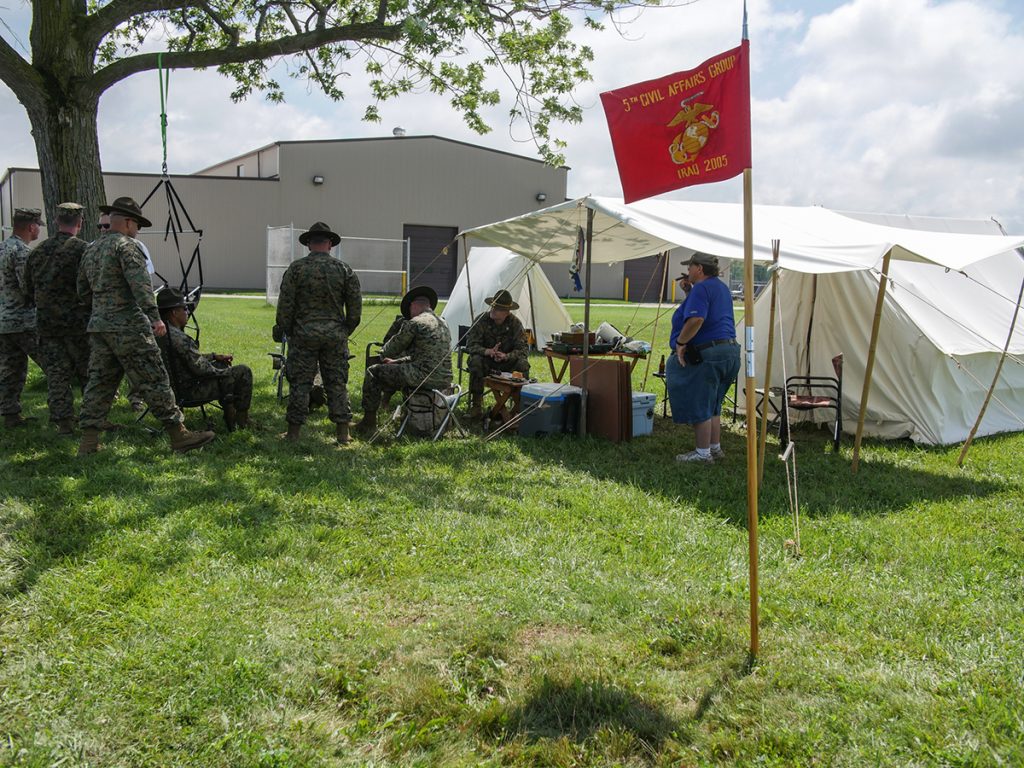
1, 0, 1023, 231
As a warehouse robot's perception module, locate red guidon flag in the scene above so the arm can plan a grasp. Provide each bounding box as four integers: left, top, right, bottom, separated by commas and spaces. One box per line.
601, 40, 751, 203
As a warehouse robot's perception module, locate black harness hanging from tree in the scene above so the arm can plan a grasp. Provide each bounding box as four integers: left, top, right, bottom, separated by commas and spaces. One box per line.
139, 53, 206, 340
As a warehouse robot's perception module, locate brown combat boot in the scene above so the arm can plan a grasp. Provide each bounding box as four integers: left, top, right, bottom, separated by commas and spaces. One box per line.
336, 422, 351, 445
283, 423, 302, 441
55, 418, 75, 436
223, 404, 238, 431
165, 422, 216, 453
234, 409, 249, 429
77, 428, 101, 456
353, 411, 377, 438
469, 394, 483, 420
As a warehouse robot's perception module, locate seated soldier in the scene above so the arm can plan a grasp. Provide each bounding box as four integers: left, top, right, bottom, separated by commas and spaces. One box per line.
465, 289, 530, 418
157, 289, 253, 430
354, 286, 451, 438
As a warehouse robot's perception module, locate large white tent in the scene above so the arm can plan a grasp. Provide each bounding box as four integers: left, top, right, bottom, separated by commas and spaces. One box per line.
461, 197, 1024, 445
441, 246, 572, 350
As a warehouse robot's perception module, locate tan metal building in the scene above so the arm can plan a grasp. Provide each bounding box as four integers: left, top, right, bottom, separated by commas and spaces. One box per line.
2, 134, 660, 298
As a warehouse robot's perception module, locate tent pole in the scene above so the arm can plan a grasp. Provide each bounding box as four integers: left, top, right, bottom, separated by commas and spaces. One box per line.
852, 249, 892, 473
742, 168, 760, 659
581, 207, 595, 435
958, 247, 1024, 467
758, 241, 780, 485
526, 263, 538, 350
642, 250, 671, 391
462, 235, 475, 324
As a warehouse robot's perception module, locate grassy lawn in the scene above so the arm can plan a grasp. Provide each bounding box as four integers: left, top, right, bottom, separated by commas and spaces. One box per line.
1, 297, 1022, 767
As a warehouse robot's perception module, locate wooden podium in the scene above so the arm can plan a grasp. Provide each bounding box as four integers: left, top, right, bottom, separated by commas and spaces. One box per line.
569, 358, 632, 443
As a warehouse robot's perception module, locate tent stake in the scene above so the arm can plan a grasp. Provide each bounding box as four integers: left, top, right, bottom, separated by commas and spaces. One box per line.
958, 246, 1024, 467
758, 241, 780, 485
852, 248, 892, 472
743, 168, 760, 658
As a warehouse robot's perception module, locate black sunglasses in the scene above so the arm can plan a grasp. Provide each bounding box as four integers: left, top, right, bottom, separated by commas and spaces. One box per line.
98, 223, 110, 229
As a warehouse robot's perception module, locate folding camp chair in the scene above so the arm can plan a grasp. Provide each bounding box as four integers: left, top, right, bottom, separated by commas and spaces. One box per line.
137, 333, 221, 433
395, 385, 469, 441
779, 353, 844, 451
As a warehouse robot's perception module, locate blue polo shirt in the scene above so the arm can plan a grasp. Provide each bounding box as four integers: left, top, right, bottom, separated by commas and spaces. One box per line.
669, 296, 688, 349
681, 277, 735, 346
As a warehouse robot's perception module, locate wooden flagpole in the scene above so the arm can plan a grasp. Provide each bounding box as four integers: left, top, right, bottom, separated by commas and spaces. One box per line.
758, 241, 780, 485
852, 249, 892, 473
743, 168, 759, 657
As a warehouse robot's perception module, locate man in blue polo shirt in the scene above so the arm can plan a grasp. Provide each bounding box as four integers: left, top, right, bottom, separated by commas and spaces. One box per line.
666, 252, 740, 462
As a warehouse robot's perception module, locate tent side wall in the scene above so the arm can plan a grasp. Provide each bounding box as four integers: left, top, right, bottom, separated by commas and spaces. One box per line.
747, 270, 1024, 445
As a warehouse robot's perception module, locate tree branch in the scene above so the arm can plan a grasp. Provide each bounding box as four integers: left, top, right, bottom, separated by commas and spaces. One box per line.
84, 0, 194, 48
0, 33, 44, 108
89, 20, 403, 94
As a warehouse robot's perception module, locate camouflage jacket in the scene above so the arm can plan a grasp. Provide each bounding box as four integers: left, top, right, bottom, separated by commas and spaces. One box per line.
0, 235, 35, 333
164, 324, 225, 389
276, 252, 361, 345
77, 232, 158, 333
381, 309, 452, 387
465, 312, 529, 367
24, 232, 91, 336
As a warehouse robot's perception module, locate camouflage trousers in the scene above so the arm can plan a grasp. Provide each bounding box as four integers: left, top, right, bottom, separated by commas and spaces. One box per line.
0, 331, 42, 416
37, 334, 90, 422
286, 338, 350, 424
361, 363, 447, 415
177, 364, 253, 411
80, 331, 183, 429
467, 354, 530, 397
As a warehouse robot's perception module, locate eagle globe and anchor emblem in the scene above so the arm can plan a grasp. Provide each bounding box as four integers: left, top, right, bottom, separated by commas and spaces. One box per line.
667, 91, 720, 165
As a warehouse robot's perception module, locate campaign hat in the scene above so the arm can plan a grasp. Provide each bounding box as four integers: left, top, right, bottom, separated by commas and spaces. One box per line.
400, 285, 438, 319
484, 289, 519, 311
99, 196, 152, 228
298, 221, 341, 247
156, 288, 187, 311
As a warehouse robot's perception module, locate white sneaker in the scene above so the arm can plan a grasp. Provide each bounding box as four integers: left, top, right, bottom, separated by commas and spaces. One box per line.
675, 450, 713, 463
711, 446, 725, 461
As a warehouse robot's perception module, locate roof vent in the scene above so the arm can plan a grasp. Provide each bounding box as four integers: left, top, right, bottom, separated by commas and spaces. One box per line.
393, 126, 407, 137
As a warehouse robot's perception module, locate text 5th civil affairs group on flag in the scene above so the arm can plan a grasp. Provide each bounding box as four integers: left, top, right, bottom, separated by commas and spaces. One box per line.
601, 40, 751, 203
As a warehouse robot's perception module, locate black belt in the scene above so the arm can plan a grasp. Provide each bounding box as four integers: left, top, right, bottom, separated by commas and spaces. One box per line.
693, 339, 736, 351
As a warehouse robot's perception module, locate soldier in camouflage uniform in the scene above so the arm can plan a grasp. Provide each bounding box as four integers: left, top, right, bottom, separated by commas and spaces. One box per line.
354, 285, 452, 438
276, 221, 362, 444
0, 207, 45, 428
157, 288, 253, 430
23, 203, 92, 433
76, 196, 215, 455
464, 289, 530, 418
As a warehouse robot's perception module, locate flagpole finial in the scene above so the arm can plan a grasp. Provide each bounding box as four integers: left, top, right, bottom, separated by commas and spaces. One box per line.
743, 0, 749, 40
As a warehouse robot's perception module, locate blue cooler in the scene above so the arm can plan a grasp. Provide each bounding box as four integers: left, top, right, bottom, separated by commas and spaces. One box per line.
518, 383, 582, 437
632, 392, 656, 437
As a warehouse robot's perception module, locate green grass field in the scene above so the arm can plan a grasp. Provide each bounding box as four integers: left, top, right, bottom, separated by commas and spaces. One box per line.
1, 297, 1022, 767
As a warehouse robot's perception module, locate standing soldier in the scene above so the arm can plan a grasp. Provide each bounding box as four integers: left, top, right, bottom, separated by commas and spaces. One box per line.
276, 221, 361, 444
464, 289, 530, 418
23, 203, 92, 434
0, 207, 44, 428
354, 286, 452, 438
76, 196, 214, 455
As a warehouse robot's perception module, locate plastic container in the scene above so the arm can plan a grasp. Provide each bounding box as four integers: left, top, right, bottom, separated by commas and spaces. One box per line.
518, 383, 582, 437
632, 392, 656, 437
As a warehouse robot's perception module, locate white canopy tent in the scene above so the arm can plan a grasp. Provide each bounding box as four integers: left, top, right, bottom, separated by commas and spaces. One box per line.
441, 246, 572, 350
461, 197, 1024, 445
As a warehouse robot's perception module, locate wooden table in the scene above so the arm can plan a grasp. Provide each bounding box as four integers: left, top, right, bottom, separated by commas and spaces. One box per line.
544, 348, 648, 383
482, 376, 528, 429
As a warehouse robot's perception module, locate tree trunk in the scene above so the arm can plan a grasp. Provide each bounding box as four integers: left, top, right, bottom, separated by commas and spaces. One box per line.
25, 95, 106, 240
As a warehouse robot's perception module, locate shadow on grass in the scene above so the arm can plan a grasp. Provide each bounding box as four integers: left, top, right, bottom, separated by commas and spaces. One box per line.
511, 418, 1010, 526
484, 675, 677, 750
